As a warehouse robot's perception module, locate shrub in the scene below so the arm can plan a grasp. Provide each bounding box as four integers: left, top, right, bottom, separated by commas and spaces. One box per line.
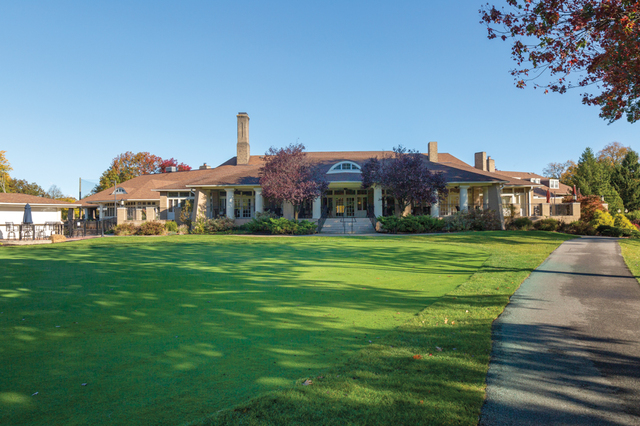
533, 218, 559, 232
468, 209, 501, 231
139, 221, 165, 236
113, 223, 139, 236
177, 225, 189, 235
376, 215, 445, 234
294, 220, 317, 235
559, 220, 596, 236
377, 216, 402, 233
165, 221, 178, 233
268, 218, 298, 235
590, 210, 614, 228
513, 217, 533, 230
614, 214, 636, 231
596, 225, 624, 237
246, 211, 278, 234
191, 217, 236, 234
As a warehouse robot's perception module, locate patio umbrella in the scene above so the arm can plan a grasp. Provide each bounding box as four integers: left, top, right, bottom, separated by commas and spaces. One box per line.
573, 185, 577, 201
546, 189, 551, 203
23, 203, 33, 224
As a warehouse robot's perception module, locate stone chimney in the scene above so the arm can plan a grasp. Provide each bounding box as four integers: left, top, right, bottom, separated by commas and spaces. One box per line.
487, 156, 496, 173
237, 112, 250, 165
428, 141, 438, 163
199, 163, 211, 170
474, 152, 487, 171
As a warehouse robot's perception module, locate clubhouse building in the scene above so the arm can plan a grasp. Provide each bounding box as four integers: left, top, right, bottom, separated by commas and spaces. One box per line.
82, 113, 580, 230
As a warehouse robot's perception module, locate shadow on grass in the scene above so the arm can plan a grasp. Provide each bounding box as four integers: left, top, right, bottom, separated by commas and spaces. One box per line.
0, 236, 486, 425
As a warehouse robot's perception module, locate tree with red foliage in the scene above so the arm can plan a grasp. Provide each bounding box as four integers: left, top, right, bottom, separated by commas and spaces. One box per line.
259, 144, 328, 220
578, 194, 606, 222
159, 158, 192, 173
362, 146, 448, 217
481, 0, 640, 123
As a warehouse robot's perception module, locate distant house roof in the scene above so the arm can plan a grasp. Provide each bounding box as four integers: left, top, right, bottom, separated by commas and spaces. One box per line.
498, 170, 573, 197
0, 193, 80, 207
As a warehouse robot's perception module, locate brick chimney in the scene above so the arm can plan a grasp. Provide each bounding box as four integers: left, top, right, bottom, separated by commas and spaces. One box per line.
487, 156, 495, 173
474, 152, 487, 171
237, 112, 250, 165
428, 141, 438, 163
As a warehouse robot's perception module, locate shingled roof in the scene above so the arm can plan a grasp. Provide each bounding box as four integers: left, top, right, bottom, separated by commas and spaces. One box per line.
80, 169, 215, 206
160, 151, 533, 190
0, 193, 80, 206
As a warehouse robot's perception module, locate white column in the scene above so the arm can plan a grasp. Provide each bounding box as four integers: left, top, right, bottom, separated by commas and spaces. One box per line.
482, 187, 489, 209
459, 185, 469, 212
226, 188, 235, 219
254, 188, 263, 214
374, 186, 383, 217
488, 184, 505, 230
98, 204, 104, 220
431, 191, 440, 217
312, 196, 321, 219
528, 188, 533, 216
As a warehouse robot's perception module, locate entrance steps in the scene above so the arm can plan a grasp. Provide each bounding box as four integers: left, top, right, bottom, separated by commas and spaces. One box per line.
320, 218, 376, 234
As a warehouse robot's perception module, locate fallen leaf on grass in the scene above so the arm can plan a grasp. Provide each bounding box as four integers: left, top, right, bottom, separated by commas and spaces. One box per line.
413, 354, 423, 360
32, 392, 38, 396
444, 318, 448, 324
302, 379, 313, 386
81, 383, 87, 386
436, 347, 443, 352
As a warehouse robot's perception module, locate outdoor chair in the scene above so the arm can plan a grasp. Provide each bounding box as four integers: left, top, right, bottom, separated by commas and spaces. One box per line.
35, 225, 47, 240
5, 222, 16, 240
21, 224, 34, 240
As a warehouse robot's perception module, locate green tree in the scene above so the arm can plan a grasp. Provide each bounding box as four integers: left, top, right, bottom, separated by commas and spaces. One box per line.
7, 179, 46, 197
611, 150, 640, 211
571, 148, 623, 212
95, 152, 163, 193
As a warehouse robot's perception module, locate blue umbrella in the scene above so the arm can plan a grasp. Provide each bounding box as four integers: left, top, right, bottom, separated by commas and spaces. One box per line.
23, 203, 33, 224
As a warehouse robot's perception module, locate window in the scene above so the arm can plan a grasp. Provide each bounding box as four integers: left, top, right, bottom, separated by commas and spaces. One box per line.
549, 180, 559, 189
327, 162, 362, 174
113, 187, 127, 194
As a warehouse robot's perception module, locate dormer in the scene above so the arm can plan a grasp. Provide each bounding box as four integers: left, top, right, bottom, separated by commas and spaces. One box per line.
549, 179, 559, 189
113, 187, 128, 195
327, 161, 362, 174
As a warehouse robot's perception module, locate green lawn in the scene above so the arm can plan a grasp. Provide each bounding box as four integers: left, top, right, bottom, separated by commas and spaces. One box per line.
1, 235, 490, 426
619, 239, 640, 282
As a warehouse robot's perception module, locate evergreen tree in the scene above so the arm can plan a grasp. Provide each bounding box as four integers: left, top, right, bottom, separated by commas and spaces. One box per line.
611, 150, 640, 211
572, 147, 623, 212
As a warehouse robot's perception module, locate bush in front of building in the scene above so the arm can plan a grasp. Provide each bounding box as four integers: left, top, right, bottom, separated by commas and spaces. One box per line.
512, 217, 533, 230
191, 217, 236, 234
139, 221, 166, 236
377, 215, 445, 233
113, 223, 139, 236
165, 220, 178, 233
533, 218, 559, 232
443, 210, 501, 232
245, 212, 279, 234
267, 218, 317, 235
558, 220, 597, 235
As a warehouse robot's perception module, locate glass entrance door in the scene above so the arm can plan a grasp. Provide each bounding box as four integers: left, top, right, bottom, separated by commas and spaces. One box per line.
345, 197, 355, 217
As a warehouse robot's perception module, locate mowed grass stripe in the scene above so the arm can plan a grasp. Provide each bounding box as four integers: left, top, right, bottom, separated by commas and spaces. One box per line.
0, 236, 486, 425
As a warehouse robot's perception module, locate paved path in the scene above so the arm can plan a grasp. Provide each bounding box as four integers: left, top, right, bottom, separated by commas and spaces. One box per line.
479, 236, 640, 426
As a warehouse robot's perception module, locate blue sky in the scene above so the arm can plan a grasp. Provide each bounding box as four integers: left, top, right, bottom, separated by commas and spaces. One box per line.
1, 1, 637, 198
